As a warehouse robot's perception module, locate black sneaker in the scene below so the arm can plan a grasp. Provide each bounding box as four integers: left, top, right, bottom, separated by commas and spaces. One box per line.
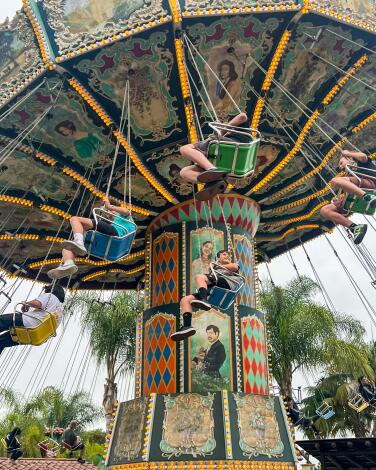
77, 458, 86, 464
195, 180, 228, 201
197, 168, 228, 183
170, 325, 196, 342
190, 299, 211, 311
352, 224, 367, 244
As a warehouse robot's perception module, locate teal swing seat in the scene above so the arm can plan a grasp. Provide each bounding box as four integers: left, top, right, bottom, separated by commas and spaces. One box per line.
207, 122, 261, 178
84, 208, 137, 262
342, 164, 376, 215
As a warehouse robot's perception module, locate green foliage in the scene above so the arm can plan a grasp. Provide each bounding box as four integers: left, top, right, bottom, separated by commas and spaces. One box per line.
67, 291, 142, 377
303, 343, 376, 438
260, 276, 371, 395
191, 369, 230, 392
0, 386, 102, 458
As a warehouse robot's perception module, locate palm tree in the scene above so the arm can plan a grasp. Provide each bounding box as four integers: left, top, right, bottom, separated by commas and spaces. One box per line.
260, 276, 372, 397
25, 386, 100, 428
303, 342, 376, 438
67, 291, 141, 430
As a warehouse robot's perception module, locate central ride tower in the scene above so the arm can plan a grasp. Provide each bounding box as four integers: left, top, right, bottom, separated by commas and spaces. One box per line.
106, 195, 296, 469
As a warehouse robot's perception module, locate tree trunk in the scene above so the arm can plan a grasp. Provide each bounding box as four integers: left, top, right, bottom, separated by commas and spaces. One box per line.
103, 358, 118, 432
279, 366, 293, 398
103, 378, 118, 433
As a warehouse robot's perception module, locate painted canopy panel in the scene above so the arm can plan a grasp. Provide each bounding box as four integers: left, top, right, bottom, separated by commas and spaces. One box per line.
41, 0, 169, 56
0, 2, 375, 287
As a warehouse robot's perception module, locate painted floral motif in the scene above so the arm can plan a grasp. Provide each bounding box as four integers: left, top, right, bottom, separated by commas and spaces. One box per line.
234, 393, 284, 458
75, 32, 180, 142
160, 393, 216, 458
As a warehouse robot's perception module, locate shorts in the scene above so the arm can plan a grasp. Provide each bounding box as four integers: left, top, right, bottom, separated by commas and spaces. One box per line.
332, 199, 348, 215
193, 136, 238, 158
193, 274, 231, 298
90, 218, 118, 236
349, 176, 376, 190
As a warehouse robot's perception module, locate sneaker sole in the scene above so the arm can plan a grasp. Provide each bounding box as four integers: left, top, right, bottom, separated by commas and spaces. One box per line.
197, 169, 228, 183
47, 265, 78, 279
190, 300, 211, 311
195, 182, 228, 201
62, 240, 88, 257
170, 328, 196, 342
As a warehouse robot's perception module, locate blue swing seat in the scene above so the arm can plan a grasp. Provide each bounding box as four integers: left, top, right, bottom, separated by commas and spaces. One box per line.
207, 283, 243, 310
206, 263, 245, 310
315, 402, 335, 420
84, 208, 137, 262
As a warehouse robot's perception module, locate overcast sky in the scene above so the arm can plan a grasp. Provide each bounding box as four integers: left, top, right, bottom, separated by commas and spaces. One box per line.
0, 3, 375, 431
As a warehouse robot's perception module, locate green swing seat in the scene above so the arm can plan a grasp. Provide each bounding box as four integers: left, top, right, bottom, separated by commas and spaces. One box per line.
343, 189, 376, 216
207, 122, 261, 178
342, 164, 376, 215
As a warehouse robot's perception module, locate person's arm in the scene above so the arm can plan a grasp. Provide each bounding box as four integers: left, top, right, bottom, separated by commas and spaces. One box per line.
21, 299, 42, 312
219, 262, 239, 272
103, 197, 131, 217
341, 149, 367, 163
221, 112, 248, 136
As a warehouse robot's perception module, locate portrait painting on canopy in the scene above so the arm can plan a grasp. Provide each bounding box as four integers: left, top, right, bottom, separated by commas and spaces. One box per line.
190, 227, 224, 292
153, 151, 193, 196
188, 309, 233, 393
186, 16, 280, 121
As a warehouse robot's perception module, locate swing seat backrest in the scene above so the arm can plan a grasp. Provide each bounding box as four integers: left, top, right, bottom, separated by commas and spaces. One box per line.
316, 407, 335, 420
10, 313, 58, 346
343, 189, 376, 215
207, 122, 261, 178
348, 393, 369, 413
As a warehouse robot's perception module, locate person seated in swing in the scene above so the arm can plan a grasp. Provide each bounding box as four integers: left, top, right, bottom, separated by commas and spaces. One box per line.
179, 112, 250, 200
320, 149, 376, 244
358, 376, 376, 405
171, 250, 239, 342
4, 427, 23, 464
62, 420, 85, 464
0, 284, 65, 356
48, 197, 133, 279
285, 396, 320, 437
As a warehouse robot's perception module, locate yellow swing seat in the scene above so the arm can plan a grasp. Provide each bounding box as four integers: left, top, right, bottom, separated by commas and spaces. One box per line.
347, 393, 369, 413
10, 312, 58, 346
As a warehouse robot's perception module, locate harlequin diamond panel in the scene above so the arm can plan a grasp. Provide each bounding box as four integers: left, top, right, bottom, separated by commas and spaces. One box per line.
241, 315, 268, 395
234, 234, 255, 308
152, 233, 179, 308
143, 313, 176, 395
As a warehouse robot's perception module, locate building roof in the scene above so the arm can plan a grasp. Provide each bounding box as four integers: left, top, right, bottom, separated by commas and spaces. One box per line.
0, 458, 98, 469
297, 438, 376, 470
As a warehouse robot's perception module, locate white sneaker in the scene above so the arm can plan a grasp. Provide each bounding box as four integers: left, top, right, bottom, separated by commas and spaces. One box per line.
61, 239, 87, 257
47, 263, 78, 279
